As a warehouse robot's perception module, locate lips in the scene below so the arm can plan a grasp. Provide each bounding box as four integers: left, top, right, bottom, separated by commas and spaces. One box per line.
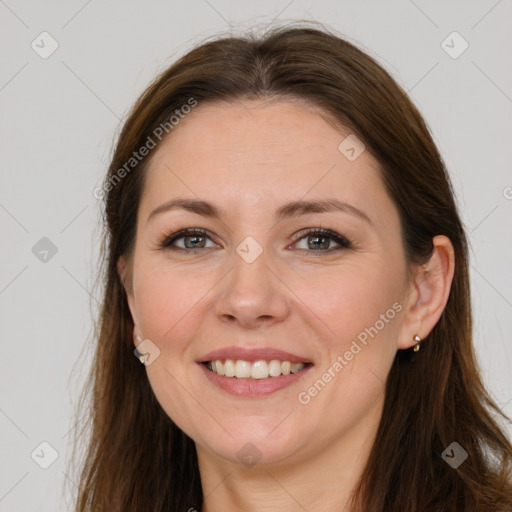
197, 346, 313, 397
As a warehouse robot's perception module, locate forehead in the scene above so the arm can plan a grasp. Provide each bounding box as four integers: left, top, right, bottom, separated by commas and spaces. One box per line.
150, 98, 356, 167
139, 99, 398, 228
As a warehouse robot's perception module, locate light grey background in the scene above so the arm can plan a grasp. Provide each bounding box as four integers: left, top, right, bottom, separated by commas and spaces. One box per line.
1, 1, 511, 510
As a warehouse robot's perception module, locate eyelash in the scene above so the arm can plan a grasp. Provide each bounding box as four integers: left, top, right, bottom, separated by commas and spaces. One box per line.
156, 227, 352, 256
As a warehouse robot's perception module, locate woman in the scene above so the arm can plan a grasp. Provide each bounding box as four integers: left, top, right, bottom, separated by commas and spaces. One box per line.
71, 23, 512, 511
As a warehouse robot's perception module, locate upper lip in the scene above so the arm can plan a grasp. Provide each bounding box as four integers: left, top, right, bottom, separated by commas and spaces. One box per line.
198, 346, 312, 364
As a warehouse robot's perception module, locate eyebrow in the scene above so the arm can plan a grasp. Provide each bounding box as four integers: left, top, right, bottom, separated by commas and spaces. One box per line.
146, 197, 372, 226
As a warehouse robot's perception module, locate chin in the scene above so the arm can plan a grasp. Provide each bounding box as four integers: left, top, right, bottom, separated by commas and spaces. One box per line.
195, 419, 310, 468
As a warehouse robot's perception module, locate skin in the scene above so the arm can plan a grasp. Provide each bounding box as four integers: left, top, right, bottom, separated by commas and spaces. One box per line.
118, 98, 455, 512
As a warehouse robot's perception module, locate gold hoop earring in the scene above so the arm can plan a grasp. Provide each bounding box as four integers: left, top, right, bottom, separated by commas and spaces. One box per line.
413, 334, 422, 352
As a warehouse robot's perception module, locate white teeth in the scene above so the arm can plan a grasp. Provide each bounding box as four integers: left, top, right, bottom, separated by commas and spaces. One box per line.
251, 360, 269, 379
208, 359, 306, 378
290, 363, 303, 373
234, 360, 251, 379
281, 361, 291, 375
269, 360, 282, 377
224, 359, 235, 377
215, 360, 225, 376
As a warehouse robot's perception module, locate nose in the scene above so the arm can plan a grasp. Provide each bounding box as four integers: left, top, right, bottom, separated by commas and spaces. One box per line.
213, 245, 291, 329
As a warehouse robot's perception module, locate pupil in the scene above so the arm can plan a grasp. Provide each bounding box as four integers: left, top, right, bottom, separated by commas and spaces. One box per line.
309, 235, 329, 250
185, 235, 205, 249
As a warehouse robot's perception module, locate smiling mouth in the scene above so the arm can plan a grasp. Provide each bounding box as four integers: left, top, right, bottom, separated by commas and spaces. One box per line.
203, 359, 312, 379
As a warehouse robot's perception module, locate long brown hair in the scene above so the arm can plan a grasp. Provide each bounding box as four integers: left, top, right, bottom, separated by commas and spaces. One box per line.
69, 22, 512, 511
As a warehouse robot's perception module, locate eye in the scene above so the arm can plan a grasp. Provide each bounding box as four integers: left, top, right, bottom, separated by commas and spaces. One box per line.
292, 228, 352, 254
158, 228, 218, 253
157, 227, 352, 255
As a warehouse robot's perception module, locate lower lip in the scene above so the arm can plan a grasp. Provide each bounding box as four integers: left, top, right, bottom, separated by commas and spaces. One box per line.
198, 363, 313, 397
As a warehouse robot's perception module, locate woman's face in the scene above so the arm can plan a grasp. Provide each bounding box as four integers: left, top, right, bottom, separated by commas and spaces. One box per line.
122, 98, 416, 468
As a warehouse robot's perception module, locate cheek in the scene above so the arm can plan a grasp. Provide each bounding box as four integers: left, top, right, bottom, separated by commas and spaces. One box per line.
294, 262, 405, 406
293, 268, 403, 426
132, 263, 210, 432
133, 260, 208, 342
295, 259, 403, 338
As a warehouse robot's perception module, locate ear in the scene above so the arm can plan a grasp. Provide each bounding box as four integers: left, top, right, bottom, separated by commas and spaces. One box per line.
117, 255, 139, 346
397, 235, 455, 350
